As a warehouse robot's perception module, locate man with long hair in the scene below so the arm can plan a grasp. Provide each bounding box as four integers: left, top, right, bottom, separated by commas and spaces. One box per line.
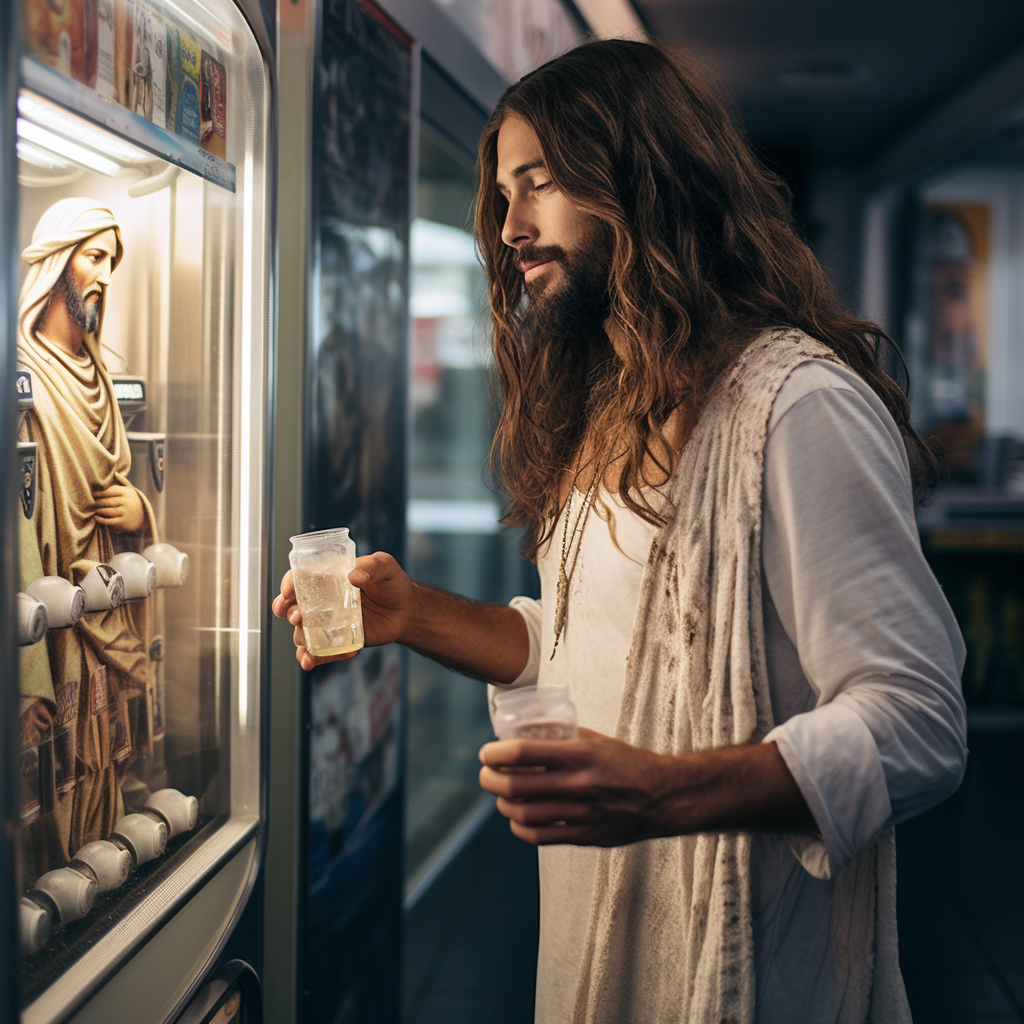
276, 40, 966, 1023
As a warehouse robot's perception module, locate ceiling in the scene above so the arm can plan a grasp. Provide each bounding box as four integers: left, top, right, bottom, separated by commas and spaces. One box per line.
632, 0, 1024, 163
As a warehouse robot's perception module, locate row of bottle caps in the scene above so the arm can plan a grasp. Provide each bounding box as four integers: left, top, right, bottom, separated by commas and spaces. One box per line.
20, 787, 199, 956
18, 542, 188, 646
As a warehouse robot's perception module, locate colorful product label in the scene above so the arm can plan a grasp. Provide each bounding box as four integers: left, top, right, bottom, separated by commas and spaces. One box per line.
199, 48, 226, 159
128, 0, 166, 128
166, 24, 201, 142
94, 0, 115, 100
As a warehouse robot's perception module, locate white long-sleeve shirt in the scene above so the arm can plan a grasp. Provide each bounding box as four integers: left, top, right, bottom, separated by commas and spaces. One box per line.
499, 359, 967, 1024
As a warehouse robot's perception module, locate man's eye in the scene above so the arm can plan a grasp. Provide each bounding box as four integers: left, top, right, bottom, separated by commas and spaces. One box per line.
534, 181, 552, 192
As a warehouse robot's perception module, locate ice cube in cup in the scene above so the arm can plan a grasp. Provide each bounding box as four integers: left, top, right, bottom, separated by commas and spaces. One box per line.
288, 527, 364, 657
491, 685, 578, 741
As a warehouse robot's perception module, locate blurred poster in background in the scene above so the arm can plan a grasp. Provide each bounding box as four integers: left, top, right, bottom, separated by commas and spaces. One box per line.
923, 203, 991, 478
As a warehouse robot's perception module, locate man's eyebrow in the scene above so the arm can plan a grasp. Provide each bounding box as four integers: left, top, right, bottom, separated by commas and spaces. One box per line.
496, 158, 547, 190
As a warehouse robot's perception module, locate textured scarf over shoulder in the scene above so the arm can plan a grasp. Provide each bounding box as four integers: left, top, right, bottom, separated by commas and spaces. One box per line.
570, 329, 896, 1024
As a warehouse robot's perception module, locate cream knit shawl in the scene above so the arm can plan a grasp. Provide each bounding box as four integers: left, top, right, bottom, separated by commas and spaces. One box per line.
570, 328, 909, 1024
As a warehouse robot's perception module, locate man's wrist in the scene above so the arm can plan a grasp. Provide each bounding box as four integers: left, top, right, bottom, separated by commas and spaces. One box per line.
653, 742, 817, 838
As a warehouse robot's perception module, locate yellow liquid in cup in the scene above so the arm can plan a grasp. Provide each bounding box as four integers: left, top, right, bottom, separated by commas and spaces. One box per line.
293, 565, 364, 657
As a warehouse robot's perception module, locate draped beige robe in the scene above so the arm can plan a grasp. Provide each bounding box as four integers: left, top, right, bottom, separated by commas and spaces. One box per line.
17, 198, 158, 875
570, 329, 907, 1024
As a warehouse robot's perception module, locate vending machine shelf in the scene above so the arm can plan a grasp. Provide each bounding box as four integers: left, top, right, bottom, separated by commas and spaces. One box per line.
20, 57, 235, 191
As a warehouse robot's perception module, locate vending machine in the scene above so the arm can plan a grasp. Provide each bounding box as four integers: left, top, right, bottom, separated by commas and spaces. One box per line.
2, 0, 274, 1016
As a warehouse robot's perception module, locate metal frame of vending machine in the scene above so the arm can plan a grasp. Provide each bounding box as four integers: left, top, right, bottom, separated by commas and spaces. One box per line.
269, 1, 417, 1021
2, 0, 277, 1016
3, 0, 25, 1017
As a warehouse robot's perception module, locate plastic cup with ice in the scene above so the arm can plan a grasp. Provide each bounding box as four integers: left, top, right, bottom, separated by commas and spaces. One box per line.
288, 527, 364, 657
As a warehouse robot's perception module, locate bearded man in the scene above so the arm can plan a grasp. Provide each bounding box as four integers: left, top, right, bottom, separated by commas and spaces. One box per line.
18, 197, 156, 876
275, 41, 966, 1024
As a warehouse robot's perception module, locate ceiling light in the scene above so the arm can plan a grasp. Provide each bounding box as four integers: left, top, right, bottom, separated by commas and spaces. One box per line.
775, 60, 871, 90
17, 138, 73, 169
18, 92, 152, 164
16, 119, 120, 176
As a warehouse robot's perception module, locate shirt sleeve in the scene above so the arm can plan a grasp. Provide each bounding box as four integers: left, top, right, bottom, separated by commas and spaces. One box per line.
487, 596, 544, 728
760, 365, 967, 878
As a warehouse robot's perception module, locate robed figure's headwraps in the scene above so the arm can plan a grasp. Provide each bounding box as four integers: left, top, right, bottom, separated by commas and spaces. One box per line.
18, 196, 124, 347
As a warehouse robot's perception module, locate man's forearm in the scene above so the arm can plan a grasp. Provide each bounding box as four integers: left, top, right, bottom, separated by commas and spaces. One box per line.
655, 741, 818, 837
400, 582, 530, 685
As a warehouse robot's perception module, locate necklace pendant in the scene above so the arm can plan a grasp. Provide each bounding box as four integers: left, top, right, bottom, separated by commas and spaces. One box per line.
551, 568, 568, 656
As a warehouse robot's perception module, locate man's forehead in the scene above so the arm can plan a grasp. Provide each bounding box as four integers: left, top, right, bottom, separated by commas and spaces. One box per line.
75, 229, 118, 255
496, 114, 546, 184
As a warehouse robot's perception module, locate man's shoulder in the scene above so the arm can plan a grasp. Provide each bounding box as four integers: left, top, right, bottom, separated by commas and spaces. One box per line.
768, 358, 867, 432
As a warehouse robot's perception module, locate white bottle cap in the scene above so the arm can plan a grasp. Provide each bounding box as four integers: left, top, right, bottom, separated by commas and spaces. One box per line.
143, 543, 190, 588
79, 564, 125, 612
33, 868, 97, 925
19, 897, 52, 954
145, 789, 199, 838
17, 592, 48, 645
73, 840, 132, 892
108, 552, 157, 600
112, 812, 168, 865
25, 575, 86, 628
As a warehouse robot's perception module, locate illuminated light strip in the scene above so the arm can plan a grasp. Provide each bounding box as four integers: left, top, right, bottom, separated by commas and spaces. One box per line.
19, 92, 152, 164
237, 146, 256, 731
17, 118, 119, 176
16, 138, 73, 169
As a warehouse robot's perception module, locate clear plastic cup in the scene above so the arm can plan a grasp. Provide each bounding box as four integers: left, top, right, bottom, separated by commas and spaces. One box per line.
491, 685, 578, 740
288, 528, 365, 657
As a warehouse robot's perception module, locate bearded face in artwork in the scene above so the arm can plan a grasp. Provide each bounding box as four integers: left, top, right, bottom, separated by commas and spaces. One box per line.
47, 230, 118, 337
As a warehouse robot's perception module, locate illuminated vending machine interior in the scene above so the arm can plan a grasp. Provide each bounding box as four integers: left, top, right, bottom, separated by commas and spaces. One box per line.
11, 0, 270, 1017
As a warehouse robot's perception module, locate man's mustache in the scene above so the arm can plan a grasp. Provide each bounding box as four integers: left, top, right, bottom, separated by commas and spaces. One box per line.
516, 244, 566, 272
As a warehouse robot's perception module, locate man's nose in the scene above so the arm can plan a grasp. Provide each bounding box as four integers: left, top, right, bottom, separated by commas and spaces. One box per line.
501, 198, 537, 249
97, 260, 112, 286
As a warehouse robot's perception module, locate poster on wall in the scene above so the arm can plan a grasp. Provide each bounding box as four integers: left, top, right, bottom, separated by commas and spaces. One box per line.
304, 1, 413, 1022
922, 203, 991, 478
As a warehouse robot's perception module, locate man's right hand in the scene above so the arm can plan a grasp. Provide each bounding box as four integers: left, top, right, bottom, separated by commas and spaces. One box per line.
272, 551, 413, 671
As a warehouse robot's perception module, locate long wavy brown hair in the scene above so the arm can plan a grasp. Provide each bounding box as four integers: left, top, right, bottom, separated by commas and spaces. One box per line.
476, 39, 938, 561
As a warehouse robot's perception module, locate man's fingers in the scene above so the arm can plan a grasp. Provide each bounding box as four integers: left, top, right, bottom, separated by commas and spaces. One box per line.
479, 738, 588, 771
507, 820, 592, 846
273, 572, 299, 620
479, 764, 593, 801
294, 644, 359, 671
349, 550, 400, 589
495, 796, 597, 827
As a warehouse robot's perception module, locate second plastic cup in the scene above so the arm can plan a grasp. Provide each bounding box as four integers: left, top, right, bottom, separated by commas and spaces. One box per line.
491, 685, 578, 740
288, 527, 365, 657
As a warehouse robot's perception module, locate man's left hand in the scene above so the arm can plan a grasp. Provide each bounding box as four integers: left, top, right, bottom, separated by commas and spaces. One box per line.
479, 727, 675, 847
93, 483, 145, 532
479, 728, 818, 847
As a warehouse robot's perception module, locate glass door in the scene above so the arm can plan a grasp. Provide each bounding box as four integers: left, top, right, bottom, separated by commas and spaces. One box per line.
12, 0, 271, 1014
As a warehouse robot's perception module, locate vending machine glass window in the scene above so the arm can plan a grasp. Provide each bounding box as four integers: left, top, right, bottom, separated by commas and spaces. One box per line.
13, 0, 270, 1014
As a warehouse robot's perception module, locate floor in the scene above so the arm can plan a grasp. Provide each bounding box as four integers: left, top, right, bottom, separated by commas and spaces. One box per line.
403, 808, 539, 1024
403, 724, 1024, 1024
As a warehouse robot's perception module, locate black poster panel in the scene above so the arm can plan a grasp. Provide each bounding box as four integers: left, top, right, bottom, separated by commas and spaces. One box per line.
303, 2, 411, 1023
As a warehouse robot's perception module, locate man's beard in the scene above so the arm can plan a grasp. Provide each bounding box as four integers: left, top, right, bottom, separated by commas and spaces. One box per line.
517, 222, 612, 345
56, 262, 101, 334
